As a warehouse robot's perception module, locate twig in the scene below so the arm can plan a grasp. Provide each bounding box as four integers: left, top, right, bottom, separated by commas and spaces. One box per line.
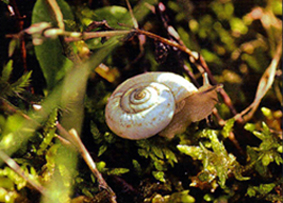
9, 0, 27, 72
153, 4, 232, 125
46, 0, 64, 30
125, 0, 139, 29
135, 29, 238, 122
123, 0, 146, 71
0, 150, 47, 196
0, 98, 42, 127
64, 30, 132, 42
151, 3, 239, 120
234, 37, 282, 123
56, 123, 117, 203
45, 0, 81, 64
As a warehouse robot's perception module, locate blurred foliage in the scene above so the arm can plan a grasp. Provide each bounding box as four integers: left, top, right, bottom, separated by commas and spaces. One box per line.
32, 0, 74, 89
0, 0, 282, 202
0, 60, 32, 98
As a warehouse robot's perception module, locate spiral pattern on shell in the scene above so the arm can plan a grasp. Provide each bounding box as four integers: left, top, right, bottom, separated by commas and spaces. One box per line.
105, 72, 198, 140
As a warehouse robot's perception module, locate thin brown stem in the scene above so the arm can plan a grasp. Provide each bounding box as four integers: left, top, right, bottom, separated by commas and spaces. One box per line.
9, 0, 27, 72
125, 0, 138, 29
56, 123, 117, 203
135, 29, 239, 120
136, 29, 194, 56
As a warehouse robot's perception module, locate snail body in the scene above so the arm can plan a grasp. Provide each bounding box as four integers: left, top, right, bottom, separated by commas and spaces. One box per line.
105, 72, 219, 140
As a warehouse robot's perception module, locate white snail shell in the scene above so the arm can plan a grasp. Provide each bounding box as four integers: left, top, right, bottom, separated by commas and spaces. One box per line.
105, 72, 219, 140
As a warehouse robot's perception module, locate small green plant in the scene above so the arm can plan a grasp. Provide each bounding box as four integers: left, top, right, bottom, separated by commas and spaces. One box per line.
0, 60, 32, 98
178, 126, 249, 191
245, 121, 282, 170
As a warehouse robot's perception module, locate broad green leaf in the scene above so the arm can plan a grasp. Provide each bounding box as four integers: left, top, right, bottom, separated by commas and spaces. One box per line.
82, 6, 129, 50
85, 6, 128, 29
31, 0, 74, 89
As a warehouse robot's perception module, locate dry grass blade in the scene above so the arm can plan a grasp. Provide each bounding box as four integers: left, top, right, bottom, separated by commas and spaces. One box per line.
125, 0, 139, 29
47, 0, 64, 30
235, 38, 282, 122
56, 123, 117, 203
0, 150, 47, 196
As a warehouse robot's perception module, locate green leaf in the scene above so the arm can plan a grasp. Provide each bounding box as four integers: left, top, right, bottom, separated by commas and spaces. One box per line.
221, 118, 235, 138
246, 146, 269, 178
1, 0, 9, 4
138, 148, 149, 158
230, 17, 248, 35
106, 168, 129, 176
261, 122, 271, 136
132, 159, 142, 175
274, 154, 283, 165
262, 153, 272, 166
244, 123, 256, 132
203, 193, 214, 202
98, 145, 108, 157
162, 148, 178, 163
31, 0, 74, 89
0, 167, 26, 191
152, 171, 166, 183
1, 60, 13, 82
8, 38, 19, 57
252, 131, 265, 140
96, 161, 106, 172
0, 177, 14, 190
177, 145, 202, 160
153, 160, 166, 171
82, 6, 128, 29
11, 71, 32, 93
261, 107, 272, 118
37, 109, 58, 155
247, 187, 257, 197
168, 190, 195, 203
151, 145, 164, 159
277, 145, 282, 153
247, 183, 276, 197
81, 6, 129, 50
104, 132, 116, 144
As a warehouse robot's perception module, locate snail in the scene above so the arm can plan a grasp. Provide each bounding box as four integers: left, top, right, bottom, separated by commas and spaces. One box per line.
105, 72, 220, 140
